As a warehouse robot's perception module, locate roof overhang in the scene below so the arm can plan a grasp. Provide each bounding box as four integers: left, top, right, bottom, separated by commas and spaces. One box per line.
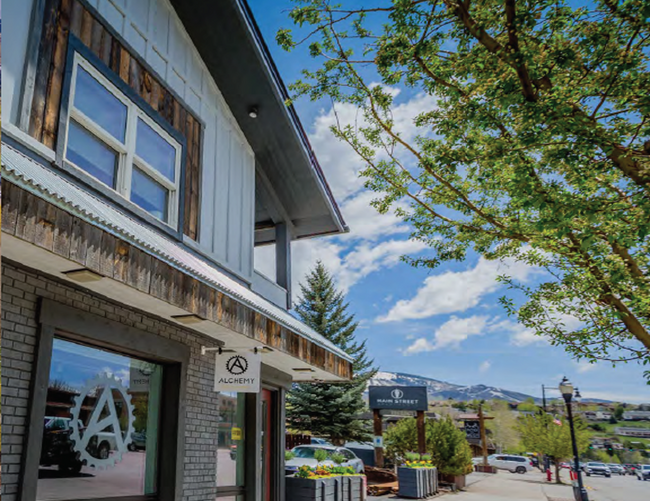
1, 140, 353, 382
169, 0, 348, 241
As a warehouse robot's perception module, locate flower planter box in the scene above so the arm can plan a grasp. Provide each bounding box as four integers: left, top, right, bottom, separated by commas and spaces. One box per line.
286, 475, 366, 501
397, 467, 438, 499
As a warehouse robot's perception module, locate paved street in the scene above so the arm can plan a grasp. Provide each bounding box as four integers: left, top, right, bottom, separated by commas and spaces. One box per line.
369, 470, 648, 501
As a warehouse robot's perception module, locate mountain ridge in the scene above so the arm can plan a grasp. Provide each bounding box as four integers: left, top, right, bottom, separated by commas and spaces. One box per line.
368, 371, 539, 403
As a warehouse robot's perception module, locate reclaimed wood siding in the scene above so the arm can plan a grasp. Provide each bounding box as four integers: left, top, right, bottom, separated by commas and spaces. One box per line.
28, 0, 203, 240
1, 181, 353, 381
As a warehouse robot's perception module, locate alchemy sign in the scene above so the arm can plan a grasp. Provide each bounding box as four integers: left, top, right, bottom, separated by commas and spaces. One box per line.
214, 349, 261, 393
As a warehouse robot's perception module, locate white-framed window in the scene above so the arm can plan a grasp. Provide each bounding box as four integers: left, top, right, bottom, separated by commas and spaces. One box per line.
64, 53, 182, 228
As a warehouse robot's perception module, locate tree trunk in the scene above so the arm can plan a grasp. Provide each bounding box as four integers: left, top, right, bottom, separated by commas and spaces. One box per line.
554, 460, 561, 484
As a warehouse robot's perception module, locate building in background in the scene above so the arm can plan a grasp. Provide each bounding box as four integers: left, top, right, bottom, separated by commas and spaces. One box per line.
1, 1, 351, 501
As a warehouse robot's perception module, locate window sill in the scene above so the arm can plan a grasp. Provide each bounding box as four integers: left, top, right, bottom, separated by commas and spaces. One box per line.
2, 122, 57, 163
55, 158, 184, 241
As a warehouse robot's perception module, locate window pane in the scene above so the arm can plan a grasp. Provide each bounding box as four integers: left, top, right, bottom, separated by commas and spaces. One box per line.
136, 119, 176, 181
67, 121, 119, 188
216, 392, 246, 487
131, 167, 168, 222
37, 339, 162, 501
74, 66, 127, 142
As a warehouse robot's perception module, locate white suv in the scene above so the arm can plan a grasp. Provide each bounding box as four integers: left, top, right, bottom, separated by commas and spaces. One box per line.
488, 454, 534, 474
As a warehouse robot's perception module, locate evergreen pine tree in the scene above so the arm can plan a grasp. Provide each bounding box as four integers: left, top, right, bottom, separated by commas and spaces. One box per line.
287, 262, 376, 445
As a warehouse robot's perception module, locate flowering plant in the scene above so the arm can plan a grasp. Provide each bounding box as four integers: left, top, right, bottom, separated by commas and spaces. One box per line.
293, 464, 361, 478
404, 459, 435, 468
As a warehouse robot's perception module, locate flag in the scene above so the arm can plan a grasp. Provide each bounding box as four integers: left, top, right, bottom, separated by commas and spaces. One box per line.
553, 418, 563, 426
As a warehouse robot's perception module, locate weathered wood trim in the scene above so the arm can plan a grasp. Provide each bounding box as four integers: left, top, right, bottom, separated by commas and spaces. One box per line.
19, 0, 49, 131
1, 181, 353, 380
30, 0, 203, 239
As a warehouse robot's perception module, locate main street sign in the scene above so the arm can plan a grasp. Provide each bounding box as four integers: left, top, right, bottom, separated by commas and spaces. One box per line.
368, 386, 428, 411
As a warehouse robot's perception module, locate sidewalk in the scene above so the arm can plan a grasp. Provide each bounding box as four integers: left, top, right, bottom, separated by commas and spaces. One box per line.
368, 471, 575, 501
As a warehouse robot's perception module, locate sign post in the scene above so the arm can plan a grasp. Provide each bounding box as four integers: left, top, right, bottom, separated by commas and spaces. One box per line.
373, 409, 384, 468
369, 386, 428, 467
479, 404, 488, 467
416, 410, 426, 456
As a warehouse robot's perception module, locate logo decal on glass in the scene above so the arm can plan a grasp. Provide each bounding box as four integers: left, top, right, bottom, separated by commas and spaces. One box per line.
70, 373, 135, 469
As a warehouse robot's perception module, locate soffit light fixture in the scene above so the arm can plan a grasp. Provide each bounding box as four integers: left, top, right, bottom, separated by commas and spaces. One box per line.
171, 314, 205, 325
293, 368, 316, 373
248, 106, 259, 118
63, 268, 103, 283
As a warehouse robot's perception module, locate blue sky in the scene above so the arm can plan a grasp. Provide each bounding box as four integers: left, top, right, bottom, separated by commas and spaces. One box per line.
247, 0, 648, 403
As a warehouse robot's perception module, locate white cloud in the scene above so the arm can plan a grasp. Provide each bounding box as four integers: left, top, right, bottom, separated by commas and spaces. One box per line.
575, 360, 597, 374
479, 361, 491, 373
310, 92, 436, 202
293, 238, 426, 294
378, 256, 539, 323
339, 191, 411, 242
486, 319, 546, 347
403, 315, 490, 355
255, 92, 437, 298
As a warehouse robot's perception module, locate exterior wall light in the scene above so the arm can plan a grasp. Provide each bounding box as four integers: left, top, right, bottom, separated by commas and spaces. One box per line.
171, 314, 205, 325
63, 268, 103, 283
248, 106, 259, 118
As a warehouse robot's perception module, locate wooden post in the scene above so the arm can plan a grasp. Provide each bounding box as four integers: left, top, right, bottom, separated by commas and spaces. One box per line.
416, 410, 426, 456
373, 409, 384, 468
479, 404, 488, 466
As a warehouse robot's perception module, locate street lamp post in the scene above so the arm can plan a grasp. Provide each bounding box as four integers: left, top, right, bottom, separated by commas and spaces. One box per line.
559, 377, 589, 501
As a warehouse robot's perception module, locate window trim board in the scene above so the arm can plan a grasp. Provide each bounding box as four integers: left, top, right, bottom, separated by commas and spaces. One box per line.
55, 35, 187, 240
65, 55, 182, 226
17, 298, 189, 501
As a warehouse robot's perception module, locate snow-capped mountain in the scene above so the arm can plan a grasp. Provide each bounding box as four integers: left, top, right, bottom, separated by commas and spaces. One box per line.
368, 371, 539, 403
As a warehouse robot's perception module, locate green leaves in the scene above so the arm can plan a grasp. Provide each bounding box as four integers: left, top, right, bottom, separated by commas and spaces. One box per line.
279, 0, 650, 371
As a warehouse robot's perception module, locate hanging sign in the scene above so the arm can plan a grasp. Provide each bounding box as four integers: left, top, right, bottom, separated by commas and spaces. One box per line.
368, 386, 428, 411
464, 420, 481, 440
214, 349, 261, 393
231, 427, 243, 440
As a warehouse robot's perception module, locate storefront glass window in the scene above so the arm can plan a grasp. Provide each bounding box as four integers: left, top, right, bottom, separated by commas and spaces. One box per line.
216, 392, 246, 488
37, 338, 162, 500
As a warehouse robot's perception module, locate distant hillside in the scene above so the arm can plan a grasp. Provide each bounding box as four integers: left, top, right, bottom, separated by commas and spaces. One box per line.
368, 371, 539, 403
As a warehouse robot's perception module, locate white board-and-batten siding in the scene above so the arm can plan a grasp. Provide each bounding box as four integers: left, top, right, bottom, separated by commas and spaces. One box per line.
3, 0, 256, 281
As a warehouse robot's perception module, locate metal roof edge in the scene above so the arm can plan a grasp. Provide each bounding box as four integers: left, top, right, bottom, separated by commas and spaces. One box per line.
1, 142, 353, 363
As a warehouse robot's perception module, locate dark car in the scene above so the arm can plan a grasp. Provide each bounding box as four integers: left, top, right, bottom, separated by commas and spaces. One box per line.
583, 462, 611, 477
128, 431, 147, 451
40, 417, 83, 473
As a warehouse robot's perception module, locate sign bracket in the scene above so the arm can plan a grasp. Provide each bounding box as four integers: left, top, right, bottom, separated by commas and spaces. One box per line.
201, 345, 264, 356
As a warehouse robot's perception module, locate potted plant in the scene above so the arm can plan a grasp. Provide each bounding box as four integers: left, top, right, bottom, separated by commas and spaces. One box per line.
397, 453, 438, 499
285, 449, 367, 501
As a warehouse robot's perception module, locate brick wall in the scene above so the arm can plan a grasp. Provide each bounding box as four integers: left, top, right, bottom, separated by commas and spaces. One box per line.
1, 262, 220, 501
